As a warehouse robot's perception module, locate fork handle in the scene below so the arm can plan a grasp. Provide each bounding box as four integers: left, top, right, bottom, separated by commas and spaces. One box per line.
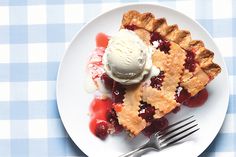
119, 143, 151, 157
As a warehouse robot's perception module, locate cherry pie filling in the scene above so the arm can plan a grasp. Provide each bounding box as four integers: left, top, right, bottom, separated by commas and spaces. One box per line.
138, 101, 155, 122
88, 31, 209, 140
185, 50, 197, 72
150, 32, 171, 54
150, 71, 165, 90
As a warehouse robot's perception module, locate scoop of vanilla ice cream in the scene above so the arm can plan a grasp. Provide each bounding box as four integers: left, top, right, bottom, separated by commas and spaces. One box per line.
102, 29, 152, 85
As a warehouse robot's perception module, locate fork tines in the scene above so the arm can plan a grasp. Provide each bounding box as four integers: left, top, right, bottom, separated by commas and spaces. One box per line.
156, 115, 199, 147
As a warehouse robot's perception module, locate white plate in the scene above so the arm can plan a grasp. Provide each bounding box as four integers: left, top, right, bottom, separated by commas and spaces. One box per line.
56, 3, 229, 157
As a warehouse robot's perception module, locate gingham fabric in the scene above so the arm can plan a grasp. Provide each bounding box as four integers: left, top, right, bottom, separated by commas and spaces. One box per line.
0, 0, 235, 157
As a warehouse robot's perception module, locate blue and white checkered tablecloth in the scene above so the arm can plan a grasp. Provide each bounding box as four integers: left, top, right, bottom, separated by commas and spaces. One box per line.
0, 0, 235, 156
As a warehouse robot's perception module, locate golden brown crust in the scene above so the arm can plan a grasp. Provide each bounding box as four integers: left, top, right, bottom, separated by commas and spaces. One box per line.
119, 42, 186, 129
149, 42, 185, 118
195, 48, 221, 79
117, 107, 146, 135
180, 66, 209, 95
117, 84, 146, 135
116, 10, 222, 135
134, 29, 151, 45
121, 10, 221, 81
121, 10, 140, 27
152, 49, 168, 71
161, 42, 186, 98
142, 86, 178, 118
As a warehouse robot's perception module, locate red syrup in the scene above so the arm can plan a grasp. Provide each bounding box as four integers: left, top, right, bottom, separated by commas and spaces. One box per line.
172, 106, 181, 114
142, 117, 169, 137
184, 88, 208, 107
89, 98, 113, 140
96, 33, 109, 48
176, 87, 209, 107
176, 87, 191, 103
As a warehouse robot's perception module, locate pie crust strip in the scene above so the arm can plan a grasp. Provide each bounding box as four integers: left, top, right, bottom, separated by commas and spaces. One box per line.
117, 84, 146, 135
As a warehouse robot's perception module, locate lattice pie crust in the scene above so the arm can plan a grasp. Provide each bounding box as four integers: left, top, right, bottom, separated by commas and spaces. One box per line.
115, 10, 221, 135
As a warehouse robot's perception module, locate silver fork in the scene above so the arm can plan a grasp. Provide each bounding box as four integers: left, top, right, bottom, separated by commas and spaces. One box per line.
119, 116, 199, 157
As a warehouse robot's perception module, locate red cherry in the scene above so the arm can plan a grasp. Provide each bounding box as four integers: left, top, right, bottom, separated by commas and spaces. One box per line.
96, 33, 109, 48
94, 121, 109, 140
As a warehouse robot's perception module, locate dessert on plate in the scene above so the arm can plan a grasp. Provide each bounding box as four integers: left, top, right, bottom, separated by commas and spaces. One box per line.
86, 10, 221, 140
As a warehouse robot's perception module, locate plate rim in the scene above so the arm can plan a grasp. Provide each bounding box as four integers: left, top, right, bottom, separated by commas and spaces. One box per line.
56, 2, 230, 157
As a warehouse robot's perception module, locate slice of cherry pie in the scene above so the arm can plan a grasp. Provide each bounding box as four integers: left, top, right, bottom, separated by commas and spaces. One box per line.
87, 10, 221, 139
115, 10, 221, 135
